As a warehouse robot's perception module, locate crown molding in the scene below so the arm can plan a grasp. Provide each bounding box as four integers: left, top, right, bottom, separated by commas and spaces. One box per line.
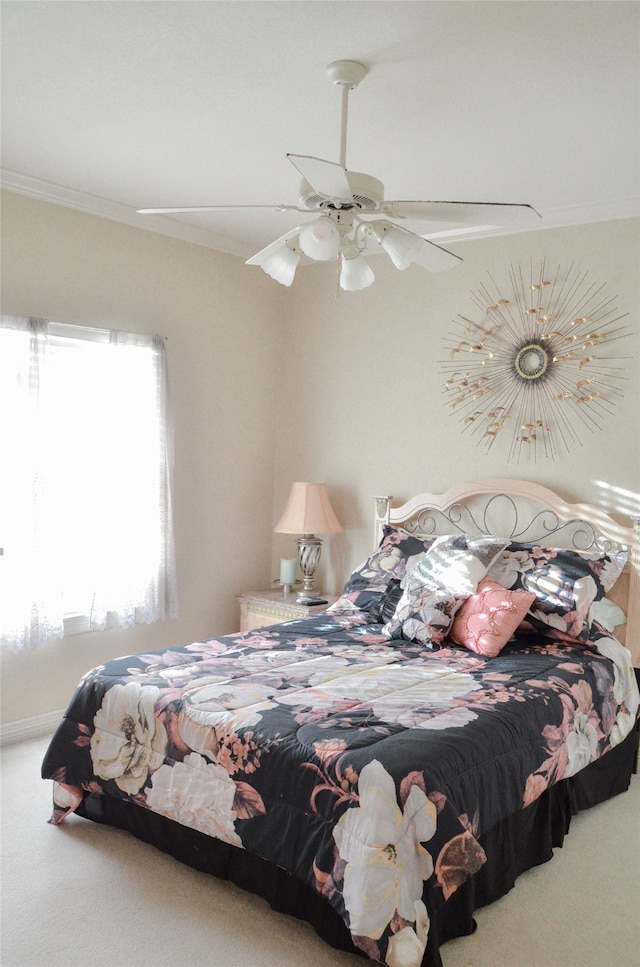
2, 167, 638, 252
426, 197, 640, 243
0, 168, 249, 257
528, 197, 640, 228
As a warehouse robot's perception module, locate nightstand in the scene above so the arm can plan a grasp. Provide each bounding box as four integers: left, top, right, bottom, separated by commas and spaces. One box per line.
237, 588, 338, 632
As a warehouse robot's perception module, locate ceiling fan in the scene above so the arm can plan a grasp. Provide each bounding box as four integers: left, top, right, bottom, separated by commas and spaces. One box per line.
138, 60, 540, 291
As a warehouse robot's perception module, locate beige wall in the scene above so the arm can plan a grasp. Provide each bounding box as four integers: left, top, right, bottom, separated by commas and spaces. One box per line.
0, 191, 284, 723
1, 192, 638, 725
272, 218, 640, 597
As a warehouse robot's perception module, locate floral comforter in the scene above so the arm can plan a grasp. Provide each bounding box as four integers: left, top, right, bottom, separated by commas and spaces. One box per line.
42, 611, 639, 967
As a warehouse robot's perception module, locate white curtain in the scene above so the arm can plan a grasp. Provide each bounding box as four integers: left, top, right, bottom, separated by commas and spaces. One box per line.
0, 317, 64, 648
0, 317, 178, 651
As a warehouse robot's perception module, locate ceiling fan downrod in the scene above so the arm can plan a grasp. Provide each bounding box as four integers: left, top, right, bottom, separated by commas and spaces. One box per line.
326, 60, 367, 169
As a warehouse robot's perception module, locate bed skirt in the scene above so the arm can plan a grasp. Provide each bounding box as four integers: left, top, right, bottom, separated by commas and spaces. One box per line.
76, 721, 639, 967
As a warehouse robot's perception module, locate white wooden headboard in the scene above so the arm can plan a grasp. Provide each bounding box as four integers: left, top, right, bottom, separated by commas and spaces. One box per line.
372, 478, 639, 666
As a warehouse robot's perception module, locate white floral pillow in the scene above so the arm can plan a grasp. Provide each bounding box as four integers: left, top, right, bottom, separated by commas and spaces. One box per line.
409, 534, 508, 595
382, 583, 461, 646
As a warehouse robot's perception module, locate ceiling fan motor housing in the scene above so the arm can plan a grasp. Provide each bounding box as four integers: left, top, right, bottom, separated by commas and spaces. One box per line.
298, 171, 384, 212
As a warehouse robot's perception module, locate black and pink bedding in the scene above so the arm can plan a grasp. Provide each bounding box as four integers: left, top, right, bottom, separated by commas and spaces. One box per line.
42, 524, 639, 967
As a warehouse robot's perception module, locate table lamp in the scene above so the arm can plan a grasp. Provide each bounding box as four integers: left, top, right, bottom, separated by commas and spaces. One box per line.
274, 482, 342, 603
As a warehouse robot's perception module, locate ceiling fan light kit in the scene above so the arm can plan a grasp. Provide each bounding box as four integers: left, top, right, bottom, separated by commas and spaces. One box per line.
340, 253, 375, 292
298, 217, 341, 261
254, 240, 301, 287
366, 220, 426, 271
138, 60, 540, 291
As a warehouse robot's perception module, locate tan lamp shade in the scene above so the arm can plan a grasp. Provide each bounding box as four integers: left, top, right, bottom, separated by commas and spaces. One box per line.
274, 482, 342, 535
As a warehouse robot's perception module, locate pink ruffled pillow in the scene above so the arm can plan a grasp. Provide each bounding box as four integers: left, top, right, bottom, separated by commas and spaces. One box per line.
449, 578, 536, 657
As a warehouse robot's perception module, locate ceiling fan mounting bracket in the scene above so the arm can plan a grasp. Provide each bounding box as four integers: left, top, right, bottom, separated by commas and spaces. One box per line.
326, 60, 367, 89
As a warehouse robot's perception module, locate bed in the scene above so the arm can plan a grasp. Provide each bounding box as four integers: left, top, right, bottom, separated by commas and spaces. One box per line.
42, 477, 640, 967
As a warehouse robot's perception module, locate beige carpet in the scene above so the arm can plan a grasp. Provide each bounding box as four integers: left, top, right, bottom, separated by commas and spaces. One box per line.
1, 735, 639, 967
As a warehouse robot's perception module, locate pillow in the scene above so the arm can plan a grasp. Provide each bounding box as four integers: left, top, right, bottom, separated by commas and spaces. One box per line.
368, 579, 403, 624
409, 534, 509, 595
336, 525, 435, 613
594, 549, 629, 593
588, 597, 626, 633
383, 583, 460, 646
449, 578, 536, 657
488, 542, 628, 641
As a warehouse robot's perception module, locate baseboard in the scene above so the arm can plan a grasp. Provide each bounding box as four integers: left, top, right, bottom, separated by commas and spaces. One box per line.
0, 709, 63, 747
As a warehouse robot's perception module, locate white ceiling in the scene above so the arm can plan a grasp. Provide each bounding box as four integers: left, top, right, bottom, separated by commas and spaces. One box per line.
2, 0, 639, 259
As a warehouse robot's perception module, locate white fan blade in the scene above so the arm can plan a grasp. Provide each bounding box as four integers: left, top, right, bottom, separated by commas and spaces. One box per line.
137, 205, 300, 214
381, 200, 541, 227
412, 237, 463, 272
287, 154, 353, 205
364, 218, 462, 272
245, 227, 302, 265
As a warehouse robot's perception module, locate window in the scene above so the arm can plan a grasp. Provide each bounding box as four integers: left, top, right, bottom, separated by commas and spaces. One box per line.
0, 317, 178, 650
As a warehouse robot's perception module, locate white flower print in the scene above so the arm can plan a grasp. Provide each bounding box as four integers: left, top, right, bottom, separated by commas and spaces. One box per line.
331, 643, 400, 662
386, 900, 430, 967
146, 752, 242, 847
591, 633, 639, 712
564, 712, 598, 777
372, 670, 481, 729
610, 711, 636, 747
489, 549, 533, 588
90, 682, 167, 794
590, 632, 640, 746
181, 680, 276, 731
333, 760, 437, 942
414, 707, 478, 731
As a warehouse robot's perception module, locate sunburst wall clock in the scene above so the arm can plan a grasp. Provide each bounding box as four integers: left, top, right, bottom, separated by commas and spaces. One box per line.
441, 260, 631, 463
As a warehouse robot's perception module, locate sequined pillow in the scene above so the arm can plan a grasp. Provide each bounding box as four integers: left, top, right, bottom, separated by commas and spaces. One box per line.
449, 578, 536, 657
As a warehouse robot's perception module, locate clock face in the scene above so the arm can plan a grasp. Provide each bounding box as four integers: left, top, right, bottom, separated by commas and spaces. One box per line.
441, 261, 630, 463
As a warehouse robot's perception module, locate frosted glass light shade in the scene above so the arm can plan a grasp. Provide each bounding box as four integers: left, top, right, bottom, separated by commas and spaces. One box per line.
340, 254, 375, 291
379, 224, 424, 270
367, 220, 425, 271
259, 244, 300, 286
299, 218, 341, 261
274, 482, 343, 535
